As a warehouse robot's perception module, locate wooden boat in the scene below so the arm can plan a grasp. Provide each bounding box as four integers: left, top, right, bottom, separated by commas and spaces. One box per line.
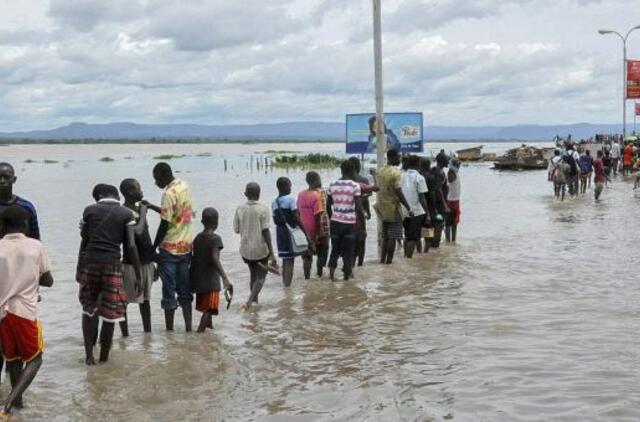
493, 157, 547, 170
455, 145, 483, 161
493, 145, 548, 170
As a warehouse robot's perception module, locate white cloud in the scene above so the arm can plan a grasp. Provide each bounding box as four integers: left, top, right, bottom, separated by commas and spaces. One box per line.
0, 0, 638, 130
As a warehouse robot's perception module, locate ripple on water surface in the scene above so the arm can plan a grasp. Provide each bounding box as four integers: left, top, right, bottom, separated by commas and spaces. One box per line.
2, 144, 639, 421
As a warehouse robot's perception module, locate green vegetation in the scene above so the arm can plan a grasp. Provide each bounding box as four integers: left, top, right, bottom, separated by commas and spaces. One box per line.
24, 159, 38, 163
196, 152, 212, 157
43, 159, 58, 164
272, 153, 343, 169
100, 157, 115, 162
153, 154, 186, 160
264, 150, 299, 154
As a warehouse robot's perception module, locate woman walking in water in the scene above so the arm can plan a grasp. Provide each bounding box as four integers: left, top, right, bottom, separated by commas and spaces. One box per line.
445, 159, 461, 243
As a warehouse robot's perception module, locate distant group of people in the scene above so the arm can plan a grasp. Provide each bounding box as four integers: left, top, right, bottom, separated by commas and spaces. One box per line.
548, 137, 640, 201
0, 150, 463, 417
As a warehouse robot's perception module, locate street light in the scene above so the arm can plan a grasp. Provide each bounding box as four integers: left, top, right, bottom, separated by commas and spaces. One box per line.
599, 25, 640, 139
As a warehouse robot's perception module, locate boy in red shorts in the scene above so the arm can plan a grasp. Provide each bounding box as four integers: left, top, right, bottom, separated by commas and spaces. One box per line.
191, 208, 232, 332
0, 205, 53, 417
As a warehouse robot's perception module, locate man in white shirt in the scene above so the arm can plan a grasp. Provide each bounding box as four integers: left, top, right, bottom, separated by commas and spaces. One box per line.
0, 205, 53, 417
401, 155, 429, 258
611, 140, 621, 176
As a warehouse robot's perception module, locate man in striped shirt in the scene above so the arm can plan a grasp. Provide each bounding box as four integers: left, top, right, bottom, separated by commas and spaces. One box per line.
326, 160, 364, 281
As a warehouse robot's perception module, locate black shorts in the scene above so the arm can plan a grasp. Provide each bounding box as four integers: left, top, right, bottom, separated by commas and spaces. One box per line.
403, 215, 425, 241
242, 256, 269, 265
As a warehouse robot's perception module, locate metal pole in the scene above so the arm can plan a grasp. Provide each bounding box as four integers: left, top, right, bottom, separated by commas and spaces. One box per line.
373, 0, 386, 167
623, 41, 627, 139
372, 0, 386, 254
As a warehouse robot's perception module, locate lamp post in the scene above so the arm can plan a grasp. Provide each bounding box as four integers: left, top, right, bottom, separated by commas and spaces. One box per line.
598, 25, 640, 140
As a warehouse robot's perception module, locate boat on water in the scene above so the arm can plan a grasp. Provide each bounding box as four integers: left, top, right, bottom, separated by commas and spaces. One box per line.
493, 145, 548, 170
456, 145, 483, 161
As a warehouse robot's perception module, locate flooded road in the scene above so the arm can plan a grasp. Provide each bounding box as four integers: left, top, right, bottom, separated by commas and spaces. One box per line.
1, 143, 639, 421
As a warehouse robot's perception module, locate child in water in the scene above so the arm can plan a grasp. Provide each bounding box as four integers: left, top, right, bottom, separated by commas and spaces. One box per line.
0, 206, 54, 417
272, 177, 308, 287
190, 208, 231, 332
234, 183, 278, 310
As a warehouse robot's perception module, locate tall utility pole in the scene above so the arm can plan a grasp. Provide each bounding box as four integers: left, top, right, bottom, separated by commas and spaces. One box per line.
599, 25, 640, 139
373, 0, 386, 168
372, 0, 386, 252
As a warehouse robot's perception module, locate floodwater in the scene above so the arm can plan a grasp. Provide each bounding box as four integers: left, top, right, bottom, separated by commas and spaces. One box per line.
1, 142, 639, 421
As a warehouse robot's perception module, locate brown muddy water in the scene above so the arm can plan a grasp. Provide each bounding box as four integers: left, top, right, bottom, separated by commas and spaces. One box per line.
1, 143, 639, 421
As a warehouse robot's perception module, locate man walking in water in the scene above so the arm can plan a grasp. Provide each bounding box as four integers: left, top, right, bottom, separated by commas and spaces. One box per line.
326, 160, 365, 281
594, 150, 606, 202
0, 162, 40, 240
400, 155, 429, 258
348, 157, 374, 267
119, 179, 156, 334
610, 139, 621, 176
78, 184, 141, 365
152, 163, 194, 332
376, 149, 413, 265
0, 206, 53, 416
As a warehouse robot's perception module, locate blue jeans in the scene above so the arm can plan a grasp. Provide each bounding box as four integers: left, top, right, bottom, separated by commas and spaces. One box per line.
328, 222, 356, 275
158, 249, 192, 310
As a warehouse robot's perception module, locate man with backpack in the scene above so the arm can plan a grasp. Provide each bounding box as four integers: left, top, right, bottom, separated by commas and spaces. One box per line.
578, 150, 594, 194
549, 150, 569, 201
563, 145, 580, 197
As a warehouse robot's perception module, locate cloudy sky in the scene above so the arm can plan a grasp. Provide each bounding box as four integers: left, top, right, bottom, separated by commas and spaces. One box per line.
0, 0, 638, 131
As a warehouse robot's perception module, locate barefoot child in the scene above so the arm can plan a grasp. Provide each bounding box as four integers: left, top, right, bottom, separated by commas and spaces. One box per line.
272, 177, 309, 287
233, 183, 278, 310
0, 205, 53, 417
191, 208, 231, 332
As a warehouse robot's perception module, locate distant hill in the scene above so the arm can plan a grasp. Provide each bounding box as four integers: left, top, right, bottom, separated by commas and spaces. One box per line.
0, 122, 344, 141
0, 121, 629, 142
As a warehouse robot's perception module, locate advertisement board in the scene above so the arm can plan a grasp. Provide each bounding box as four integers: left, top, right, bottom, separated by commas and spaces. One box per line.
346, 113, 423, 154
627, 60, 640, 99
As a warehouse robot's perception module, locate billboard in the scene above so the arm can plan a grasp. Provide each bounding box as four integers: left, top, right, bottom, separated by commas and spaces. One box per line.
627, 60, 640, 99
346, 112, 423, 154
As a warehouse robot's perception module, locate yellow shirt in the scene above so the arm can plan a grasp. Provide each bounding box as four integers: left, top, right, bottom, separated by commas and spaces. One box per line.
160, 179, 194, 255
376, 165, 402, 222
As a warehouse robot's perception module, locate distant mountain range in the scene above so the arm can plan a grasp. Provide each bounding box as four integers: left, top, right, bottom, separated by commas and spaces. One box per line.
0, 121, 631, 143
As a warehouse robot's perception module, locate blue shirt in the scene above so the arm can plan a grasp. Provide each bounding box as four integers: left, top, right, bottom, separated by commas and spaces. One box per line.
271, 194, 297, 227
0, 196, 40, 240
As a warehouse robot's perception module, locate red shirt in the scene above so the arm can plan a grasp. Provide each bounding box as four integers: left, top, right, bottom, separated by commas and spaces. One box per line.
594, 158, 606, 183
623, 145, 634, 166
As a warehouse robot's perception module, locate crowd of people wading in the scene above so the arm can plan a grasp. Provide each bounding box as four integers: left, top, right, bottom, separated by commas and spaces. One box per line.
0, 148, 463, 417
548, 134, 640, 201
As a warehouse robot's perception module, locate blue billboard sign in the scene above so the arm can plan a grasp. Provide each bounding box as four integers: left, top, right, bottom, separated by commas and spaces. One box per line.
346, 112, 424, 154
